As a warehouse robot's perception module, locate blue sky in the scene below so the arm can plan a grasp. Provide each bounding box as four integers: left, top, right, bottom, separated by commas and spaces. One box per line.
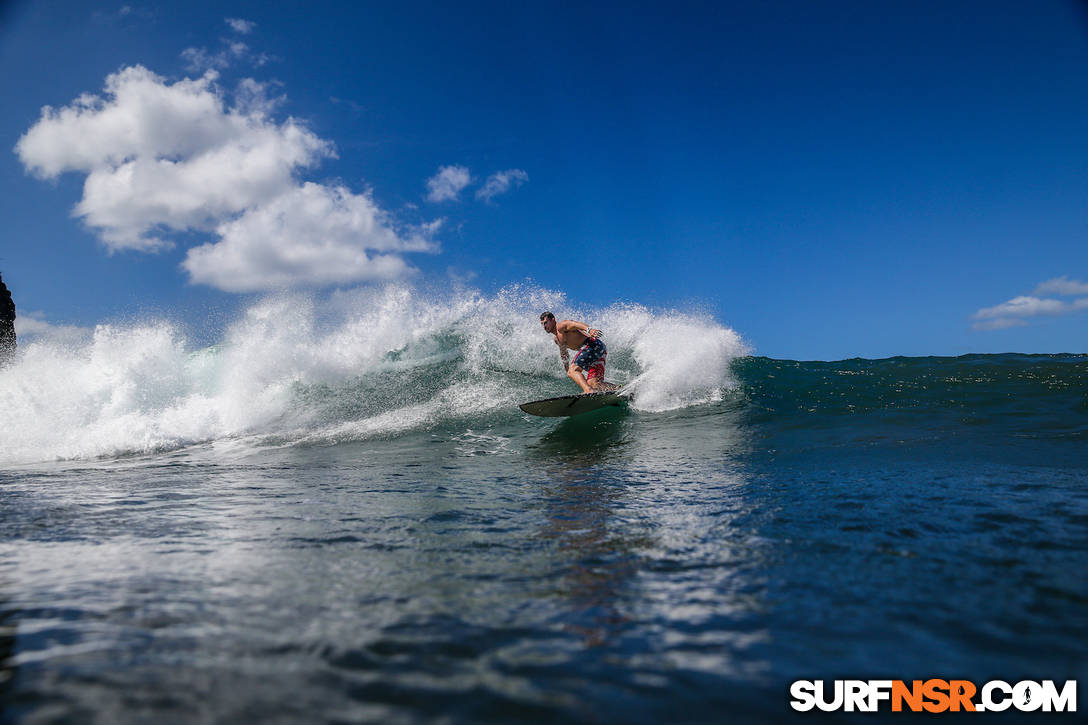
1, 0, 1086, 360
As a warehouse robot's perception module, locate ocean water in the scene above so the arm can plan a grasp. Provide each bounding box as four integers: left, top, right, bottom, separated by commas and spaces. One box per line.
1, 286, 1085, 723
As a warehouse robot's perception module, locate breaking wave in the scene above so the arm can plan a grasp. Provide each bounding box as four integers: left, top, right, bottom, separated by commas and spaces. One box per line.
0, 284, 747, 464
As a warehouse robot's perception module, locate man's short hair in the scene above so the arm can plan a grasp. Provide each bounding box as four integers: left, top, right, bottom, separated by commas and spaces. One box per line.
539, 311, 554, 321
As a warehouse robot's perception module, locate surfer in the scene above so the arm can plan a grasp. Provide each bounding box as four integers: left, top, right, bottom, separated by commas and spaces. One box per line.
539, 311, 609, 394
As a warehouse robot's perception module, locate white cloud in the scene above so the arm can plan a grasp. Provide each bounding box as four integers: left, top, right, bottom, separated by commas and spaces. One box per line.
234, 78, 285, 116
476, 168, 528, 202
16, 65, 438, 291
972, 291, 1088, 331
974, 296, 1070, 320
181, 40, 272, 73
226, 17, 256, 34
182, 183, 438, 292
16, 66, 331, 251
972, 318, 1029, 331
181, 47, 231, 73
1033, 276, 1088, 297
18, 67, 243, 179
14, 312, 92, 345
426, 165, 471, 202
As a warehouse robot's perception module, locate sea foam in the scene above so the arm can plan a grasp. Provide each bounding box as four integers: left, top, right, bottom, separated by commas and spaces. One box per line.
0, 284, 747, 464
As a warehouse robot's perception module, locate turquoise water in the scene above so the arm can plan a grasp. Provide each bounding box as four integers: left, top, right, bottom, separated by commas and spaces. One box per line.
1, 290, 1085, 723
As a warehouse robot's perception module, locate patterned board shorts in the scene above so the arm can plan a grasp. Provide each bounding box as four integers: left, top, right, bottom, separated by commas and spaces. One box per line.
572, 337, 607, 380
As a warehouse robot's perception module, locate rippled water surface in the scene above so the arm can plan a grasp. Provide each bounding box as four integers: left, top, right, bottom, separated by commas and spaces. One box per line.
2, 351, 1087, 723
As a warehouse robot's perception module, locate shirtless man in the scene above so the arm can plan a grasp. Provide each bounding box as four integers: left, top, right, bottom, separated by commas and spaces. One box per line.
539, 311, 609, 393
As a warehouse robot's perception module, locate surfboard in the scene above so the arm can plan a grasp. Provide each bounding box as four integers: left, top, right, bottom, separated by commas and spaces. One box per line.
519, 388, 629, 418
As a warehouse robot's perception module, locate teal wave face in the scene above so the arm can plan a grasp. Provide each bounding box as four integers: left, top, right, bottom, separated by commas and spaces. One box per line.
731, 354, 1088, 469
736, 353, 1087, 420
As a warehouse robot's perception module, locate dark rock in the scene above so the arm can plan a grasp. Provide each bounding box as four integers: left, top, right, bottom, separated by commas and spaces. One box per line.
0, 272, 15, 364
